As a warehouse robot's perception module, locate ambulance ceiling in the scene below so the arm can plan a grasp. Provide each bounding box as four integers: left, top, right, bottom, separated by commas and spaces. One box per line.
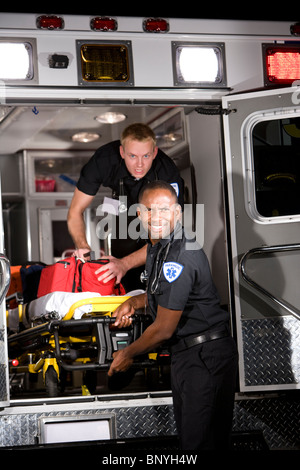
0, 105, 159, 153
0, 104, 190, 170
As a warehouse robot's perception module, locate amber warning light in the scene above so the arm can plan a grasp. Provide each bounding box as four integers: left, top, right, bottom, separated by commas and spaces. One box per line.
77, 41, 134, 87
264, 45, 300, 85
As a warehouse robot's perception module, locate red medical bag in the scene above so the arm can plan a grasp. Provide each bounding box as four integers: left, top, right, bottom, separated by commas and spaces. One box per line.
37, 257, 125, 297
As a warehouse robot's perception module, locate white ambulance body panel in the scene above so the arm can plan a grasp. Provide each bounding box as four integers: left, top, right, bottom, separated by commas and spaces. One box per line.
0, 14, 295, 92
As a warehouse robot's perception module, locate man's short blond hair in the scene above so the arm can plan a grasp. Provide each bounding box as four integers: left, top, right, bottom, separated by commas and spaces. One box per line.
121, 123, 156, 148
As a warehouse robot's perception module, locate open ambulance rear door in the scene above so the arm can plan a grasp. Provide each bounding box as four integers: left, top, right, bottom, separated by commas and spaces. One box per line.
222, 85, 300, 392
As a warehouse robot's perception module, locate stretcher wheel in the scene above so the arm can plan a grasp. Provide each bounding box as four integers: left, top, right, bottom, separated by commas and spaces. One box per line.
45, 365, 59, 397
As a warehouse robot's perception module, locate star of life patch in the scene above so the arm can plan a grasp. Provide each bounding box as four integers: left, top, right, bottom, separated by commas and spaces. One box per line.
163, 262, 184, 283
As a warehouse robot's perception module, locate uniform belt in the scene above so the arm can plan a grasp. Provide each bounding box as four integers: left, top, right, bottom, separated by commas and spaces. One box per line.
170, 328, 229, 354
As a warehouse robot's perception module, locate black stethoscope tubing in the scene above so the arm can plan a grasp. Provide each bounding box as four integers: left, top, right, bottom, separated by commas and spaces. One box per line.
141, 241, 171, 295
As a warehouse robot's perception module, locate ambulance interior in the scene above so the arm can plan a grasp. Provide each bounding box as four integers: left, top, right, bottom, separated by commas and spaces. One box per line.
1, 103, 228, 397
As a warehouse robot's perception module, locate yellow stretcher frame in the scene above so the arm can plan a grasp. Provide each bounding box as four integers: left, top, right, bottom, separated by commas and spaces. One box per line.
7, 295, 137, 396
6, 295, 133, 330
63, 295, 132, 320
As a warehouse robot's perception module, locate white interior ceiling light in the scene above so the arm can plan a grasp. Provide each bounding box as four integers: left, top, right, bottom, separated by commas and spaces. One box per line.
72, 132, 100, 143
173, 42, 226, 87
95, 112, 127, 124
0, 42, 33, 80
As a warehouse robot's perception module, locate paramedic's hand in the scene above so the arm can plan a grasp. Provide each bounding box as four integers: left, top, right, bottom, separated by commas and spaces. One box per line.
112, 301, 134, 328
108, 349, 133, 376
96, 256, 127, 284
73, 248, 91, 260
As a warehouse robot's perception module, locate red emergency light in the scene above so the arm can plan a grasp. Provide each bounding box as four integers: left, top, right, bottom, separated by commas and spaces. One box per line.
264, 45, 300, 85
36, 15, 64, 30
90, 17, 118, 31
143, 18, 169, 33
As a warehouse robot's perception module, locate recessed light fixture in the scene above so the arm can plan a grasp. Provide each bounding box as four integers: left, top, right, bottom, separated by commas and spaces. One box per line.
72, 132, 100, 143
95, 112, 127, 124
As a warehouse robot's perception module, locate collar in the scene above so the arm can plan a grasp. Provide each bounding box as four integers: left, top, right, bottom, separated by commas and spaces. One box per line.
114, 156, 159, 182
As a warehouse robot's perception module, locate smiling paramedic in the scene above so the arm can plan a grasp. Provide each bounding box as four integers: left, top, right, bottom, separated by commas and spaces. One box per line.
67, 123, 184, 291
108, 180, 238, 451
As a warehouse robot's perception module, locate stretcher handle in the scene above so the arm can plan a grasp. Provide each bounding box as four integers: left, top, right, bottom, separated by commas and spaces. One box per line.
63, 296, 132, 321
52, 313, 148, 328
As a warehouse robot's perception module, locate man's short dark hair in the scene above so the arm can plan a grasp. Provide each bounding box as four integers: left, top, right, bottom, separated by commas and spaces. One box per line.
121, 123, 156, 147
138, 180, 178, 204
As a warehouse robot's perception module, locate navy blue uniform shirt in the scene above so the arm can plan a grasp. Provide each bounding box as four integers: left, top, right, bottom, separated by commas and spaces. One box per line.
145, 224, 229, 341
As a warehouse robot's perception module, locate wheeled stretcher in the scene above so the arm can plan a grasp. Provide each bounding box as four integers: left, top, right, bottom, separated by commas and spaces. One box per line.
7, 291, 161, 397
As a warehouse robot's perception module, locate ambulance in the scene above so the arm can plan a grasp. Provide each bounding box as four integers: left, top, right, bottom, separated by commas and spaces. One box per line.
0, 13, 299, 450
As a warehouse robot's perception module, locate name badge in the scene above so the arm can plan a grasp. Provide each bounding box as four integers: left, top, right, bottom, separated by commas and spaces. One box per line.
100, 196, 126, 215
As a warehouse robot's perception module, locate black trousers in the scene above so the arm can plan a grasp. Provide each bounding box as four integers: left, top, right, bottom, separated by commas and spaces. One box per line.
171, 336, 238, 451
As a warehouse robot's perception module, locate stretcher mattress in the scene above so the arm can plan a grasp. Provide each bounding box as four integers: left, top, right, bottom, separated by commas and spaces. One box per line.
7, 290, 144, 332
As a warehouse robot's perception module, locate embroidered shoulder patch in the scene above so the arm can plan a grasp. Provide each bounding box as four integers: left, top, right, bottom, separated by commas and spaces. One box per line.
163, 262, 183, 283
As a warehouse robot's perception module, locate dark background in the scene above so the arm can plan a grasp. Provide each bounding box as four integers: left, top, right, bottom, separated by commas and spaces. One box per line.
0, 6, 297, 22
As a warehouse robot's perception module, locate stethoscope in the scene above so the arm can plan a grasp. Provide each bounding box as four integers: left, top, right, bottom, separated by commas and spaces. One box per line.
116, 179, 127, 213
140, 241, 171, 294
112, 165, 159, 214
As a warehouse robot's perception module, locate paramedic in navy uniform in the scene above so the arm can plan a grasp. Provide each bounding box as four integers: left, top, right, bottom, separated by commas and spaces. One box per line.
108, 180, 238, 451
67, 123, 184, 291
